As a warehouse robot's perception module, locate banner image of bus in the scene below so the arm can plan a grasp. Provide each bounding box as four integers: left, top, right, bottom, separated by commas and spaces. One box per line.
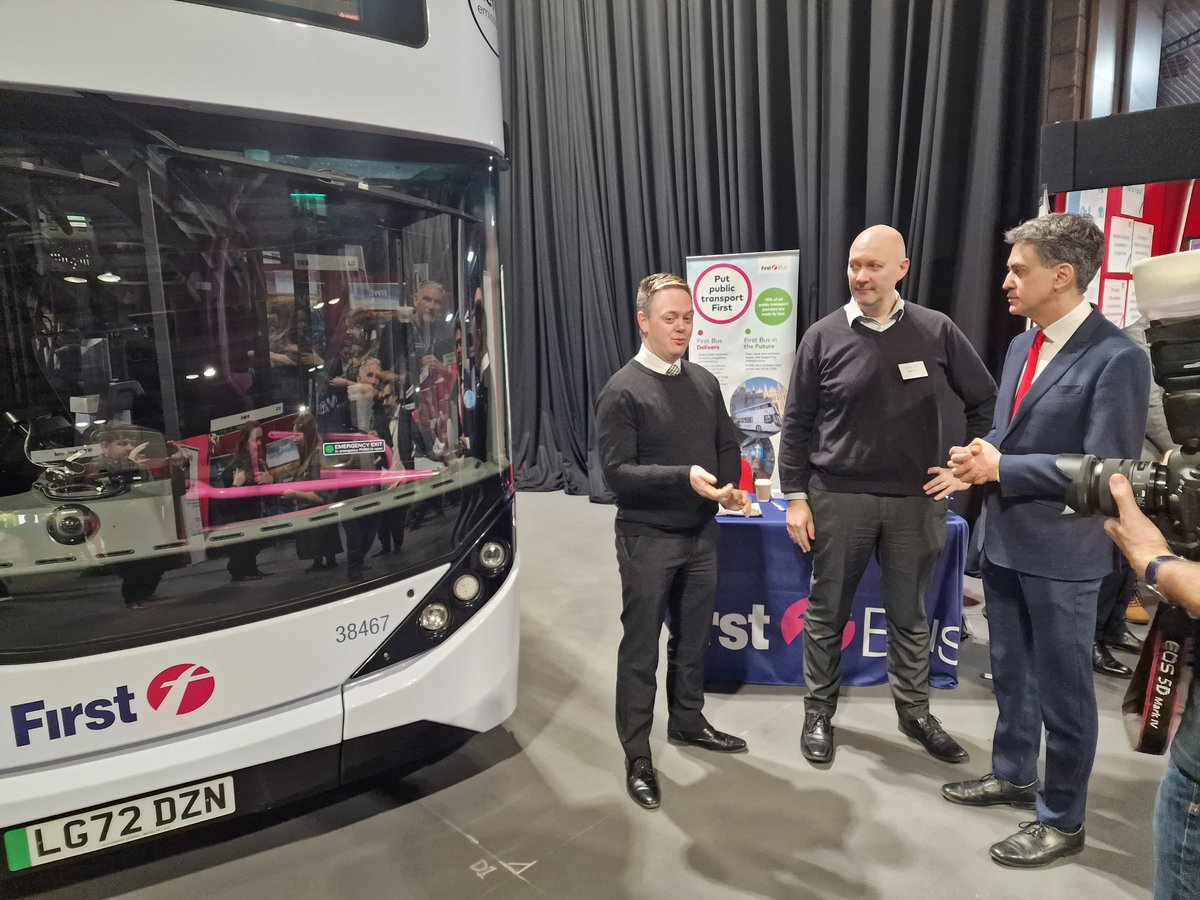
0, 0, 517, 880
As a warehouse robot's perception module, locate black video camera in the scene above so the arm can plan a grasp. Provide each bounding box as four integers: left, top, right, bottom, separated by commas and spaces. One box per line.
1057, 253, 1200, 558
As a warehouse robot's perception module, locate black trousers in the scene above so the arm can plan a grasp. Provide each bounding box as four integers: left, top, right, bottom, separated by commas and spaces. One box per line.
804, 490, 946, 720
1095, 561, 1134, 643
615, 521, 717, 761
226, 542, 262, 579
343, 514, 379, 572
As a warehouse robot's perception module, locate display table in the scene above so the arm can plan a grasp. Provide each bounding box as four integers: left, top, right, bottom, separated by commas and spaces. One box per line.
707, 502, 967, 688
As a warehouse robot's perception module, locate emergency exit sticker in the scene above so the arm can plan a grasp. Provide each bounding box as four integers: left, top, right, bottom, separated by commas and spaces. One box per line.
323, 440, 385, 456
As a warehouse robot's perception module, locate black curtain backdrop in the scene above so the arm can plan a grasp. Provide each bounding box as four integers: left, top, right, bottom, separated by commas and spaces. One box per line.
499, 0, 1047, 496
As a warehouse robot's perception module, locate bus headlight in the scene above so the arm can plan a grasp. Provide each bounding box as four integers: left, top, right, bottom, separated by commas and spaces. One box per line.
46, 505, 100, 545
452, 573, 482, 603
418, 603, 450, 633
478, 540, 508, 572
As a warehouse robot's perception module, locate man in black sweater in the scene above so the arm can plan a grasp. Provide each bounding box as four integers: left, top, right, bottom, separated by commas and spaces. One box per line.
597, 272, 751, 811
778, 225, 996, 767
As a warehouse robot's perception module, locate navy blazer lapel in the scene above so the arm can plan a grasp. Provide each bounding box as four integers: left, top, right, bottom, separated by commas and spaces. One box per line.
1003, 309, 1103, 437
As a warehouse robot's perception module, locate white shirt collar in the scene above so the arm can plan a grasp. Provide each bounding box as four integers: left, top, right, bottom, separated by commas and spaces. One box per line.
1039, 298, 1093, 347
635, 344, 681, 375
843, 293, 905, 331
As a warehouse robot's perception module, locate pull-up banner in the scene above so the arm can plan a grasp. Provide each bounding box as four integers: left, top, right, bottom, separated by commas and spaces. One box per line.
685, 250, 799, 491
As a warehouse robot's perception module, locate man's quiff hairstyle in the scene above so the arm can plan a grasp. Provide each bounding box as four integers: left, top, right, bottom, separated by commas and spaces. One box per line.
636, 273, 690, 317
1004, 212, 1104, 293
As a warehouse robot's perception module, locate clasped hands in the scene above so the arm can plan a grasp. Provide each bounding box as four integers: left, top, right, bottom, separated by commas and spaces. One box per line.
919, 438, 1000, 501
690, 465, 751, 516
945, 438, 1001, 486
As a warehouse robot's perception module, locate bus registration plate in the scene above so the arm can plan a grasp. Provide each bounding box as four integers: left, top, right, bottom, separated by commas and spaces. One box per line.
4, 776, 235, 871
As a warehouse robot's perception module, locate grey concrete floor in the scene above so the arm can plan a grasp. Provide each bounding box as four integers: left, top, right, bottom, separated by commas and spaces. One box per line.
9, 490, 1162, 899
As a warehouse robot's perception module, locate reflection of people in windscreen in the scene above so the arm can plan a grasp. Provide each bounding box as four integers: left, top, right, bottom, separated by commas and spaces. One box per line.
456, 295, 491, 460
378, 280, 455, 462
214, 420, 273, 583
280, 411, 342, 571
90, 423, 186, 610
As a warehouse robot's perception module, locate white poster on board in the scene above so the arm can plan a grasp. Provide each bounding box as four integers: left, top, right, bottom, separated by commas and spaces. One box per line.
1121, 184, 1146, 218
685, 250, 799, 492
1100, 278, 1129, 326
1108, 216, 1136, 274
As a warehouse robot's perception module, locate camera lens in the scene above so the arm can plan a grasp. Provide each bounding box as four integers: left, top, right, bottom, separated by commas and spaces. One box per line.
1058, 454, 1170, 517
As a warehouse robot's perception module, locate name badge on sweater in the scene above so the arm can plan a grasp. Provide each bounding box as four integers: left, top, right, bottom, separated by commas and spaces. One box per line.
898, 361, 928, 380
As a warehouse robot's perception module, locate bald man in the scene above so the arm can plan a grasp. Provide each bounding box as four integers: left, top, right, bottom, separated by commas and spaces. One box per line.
778, 225, 996, 767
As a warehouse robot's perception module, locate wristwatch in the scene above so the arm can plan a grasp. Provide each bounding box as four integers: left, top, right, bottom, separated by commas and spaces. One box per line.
1144, 554, 1185, 602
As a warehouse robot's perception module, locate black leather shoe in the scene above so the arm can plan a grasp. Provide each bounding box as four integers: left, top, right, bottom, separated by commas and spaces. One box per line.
625, 757, 660, 810
667, 726, 747, 753
990, 821, 1084, 867
231, 574, 263, 582
942, 773, 1038, 809
801, 711, 834, 764
899, 714, 969, 763
1093, 642, 1133, 678
1108, 629, 1144, 655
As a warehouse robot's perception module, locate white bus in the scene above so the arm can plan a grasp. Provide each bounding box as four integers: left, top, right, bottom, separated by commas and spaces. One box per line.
732, 400, 782, 435
0, 0, 517, 880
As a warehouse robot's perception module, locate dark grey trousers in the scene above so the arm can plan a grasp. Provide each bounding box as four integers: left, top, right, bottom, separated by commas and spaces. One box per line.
615, 522, 717, 761
804, 489, 947, 720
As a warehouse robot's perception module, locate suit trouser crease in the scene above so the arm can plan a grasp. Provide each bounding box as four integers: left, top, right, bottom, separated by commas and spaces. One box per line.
983, 561, 1099, 830
803, 490, 945, 719
615, 523, 717, 761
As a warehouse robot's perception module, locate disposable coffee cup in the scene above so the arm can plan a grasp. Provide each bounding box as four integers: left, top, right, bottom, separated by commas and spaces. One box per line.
754, 478, 772, 502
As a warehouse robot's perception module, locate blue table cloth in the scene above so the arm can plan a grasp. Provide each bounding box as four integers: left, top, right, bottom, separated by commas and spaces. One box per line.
708, 501, 967, 688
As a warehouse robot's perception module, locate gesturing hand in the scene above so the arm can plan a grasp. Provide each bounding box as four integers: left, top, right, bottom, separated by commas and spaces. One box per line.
689, 465, 735, 505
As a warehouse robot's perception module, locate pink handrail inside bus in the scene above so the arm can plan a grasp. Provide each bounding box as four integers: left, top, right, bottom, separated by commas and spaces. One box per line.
196, 468, 435, 500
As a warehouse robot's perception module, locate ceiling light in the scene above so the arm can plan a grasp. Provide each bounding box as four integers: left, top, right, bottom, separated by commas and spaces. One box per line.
328, 297, 341, 305
97, 272, 121, 284
63, 276, 87, 284
202, 366, 217, 378
185, 373, 200, 380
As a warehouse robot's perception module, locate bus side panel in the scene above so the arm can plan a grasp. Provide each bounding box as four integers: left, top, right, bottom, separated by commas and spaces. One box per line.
0, 0, 502, 152
342, 556, 520, 740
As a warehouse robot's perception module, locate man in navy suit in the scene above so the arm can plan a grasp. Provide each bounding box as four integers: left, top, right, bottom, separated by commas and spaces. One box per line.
942, 213, 1150, 867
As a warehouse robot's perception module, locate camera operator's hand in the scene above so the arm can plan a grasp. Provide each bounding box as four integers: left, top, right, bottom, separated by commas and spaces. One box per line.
948, 438, 1001, 484
1103, 474, 1172, 577
1104, 473, 1200, 618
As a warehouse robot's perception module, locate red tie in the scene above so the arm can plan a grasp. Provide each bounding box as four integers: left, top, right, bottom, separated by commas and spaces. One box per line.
1010, 330, 1045, 420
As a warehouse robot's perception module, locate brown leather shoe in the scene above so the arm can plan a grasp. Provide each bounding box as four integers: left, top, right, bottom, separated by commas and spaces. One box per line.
1125, 593, 1151, 625
942, 773, 1037, 808
990, 821, 1084, 867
